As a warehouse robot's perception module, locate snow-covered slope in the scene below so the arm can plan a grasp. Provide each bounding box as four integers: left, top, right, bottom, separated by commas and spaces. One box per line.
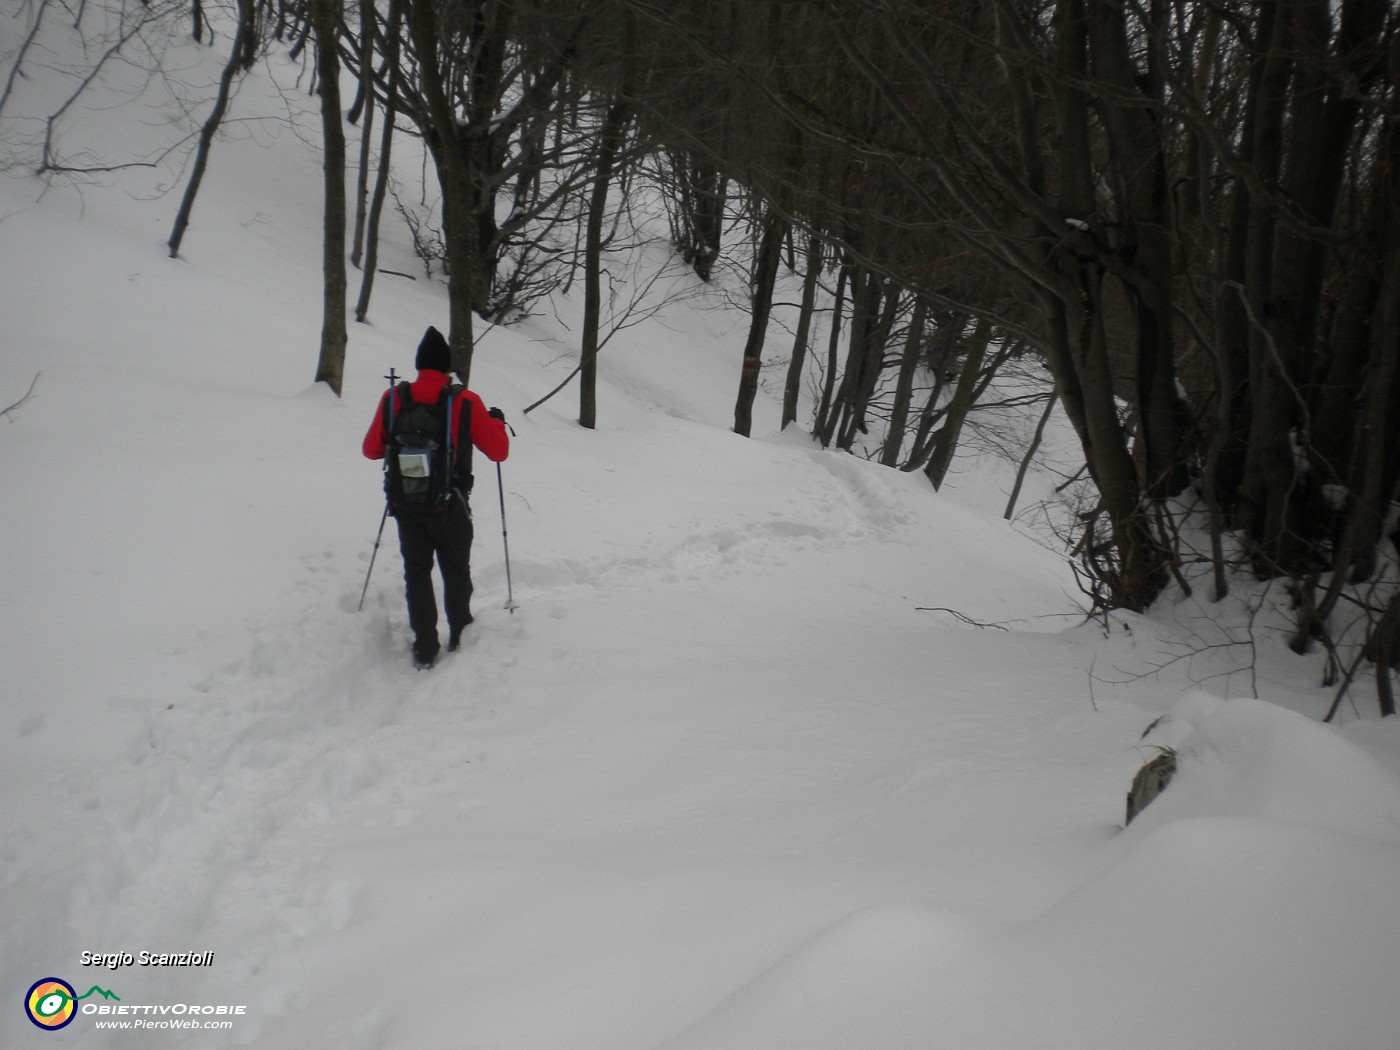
4, 15, 1400, 1049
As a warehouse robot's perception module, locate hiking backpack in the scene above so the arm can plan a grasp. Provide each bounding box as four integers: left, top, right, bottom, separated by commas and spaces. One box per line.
383, 381, 469, 512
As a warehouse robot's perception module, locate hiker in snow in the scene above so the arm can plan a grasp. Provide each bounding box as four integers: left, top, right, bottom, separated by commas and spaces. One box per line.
363, 326, 510, 668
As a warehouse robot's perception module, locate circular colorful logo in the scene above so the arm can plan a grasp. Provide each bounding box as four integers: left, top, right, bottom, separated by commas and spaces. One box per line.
25, 978, 78, 1031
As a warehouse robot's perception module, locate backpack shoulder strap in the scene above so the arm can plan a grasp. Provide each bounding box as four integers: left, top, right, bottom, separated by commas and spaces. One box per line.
441, 383, 464, 446
439, 384, 463, 502
445, 386, 473, 493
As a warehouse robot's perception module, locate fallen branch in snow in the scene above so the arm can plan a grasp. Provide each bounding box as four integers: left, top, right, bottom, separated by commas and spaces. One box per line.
2, 371, 40, 422
914, 607, 1010, 631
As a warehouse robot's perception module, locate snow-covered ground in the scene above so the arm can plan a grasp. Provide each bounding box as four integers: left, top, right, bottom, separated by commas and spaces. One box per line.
4, 14, 1400, 1048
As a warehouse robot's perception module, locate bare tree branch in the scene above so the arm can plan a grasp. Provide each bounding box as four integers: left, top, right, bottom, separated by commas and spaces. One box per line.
1, 372, 41, 422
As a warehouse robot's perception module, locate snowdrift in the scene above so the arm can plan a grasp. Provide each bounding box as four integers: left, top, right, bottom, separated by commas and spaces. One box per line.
661, 696, 1400, 1050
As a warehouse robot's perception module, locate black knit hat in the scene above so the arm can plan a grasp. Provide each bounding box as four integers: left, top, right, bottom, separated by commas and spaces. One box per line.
415, 326, 451, 372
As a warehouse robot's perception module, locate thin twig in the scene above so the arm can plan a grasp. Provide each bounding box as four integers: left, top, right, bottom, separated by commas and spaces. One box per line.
1, 371, 40, 421
522, 257, 679, 415
914, 606, 1010, 630
0, 0, 50, 121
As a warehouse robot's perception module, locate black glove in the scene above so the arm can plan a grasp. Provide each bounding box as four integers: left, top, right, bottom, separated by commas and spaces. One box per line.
488, 406, 506, 422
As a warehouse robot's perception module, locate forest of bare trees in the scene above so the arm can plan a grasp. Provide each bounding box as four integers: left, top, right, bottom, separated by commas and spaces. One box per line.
597, 0, 1400, 715
13, 0, 1400, 715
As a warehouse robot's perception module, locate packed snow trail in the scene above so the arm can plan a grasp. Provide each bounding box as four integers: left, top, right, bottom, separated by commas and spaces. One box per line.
4, 392, 1147, 1049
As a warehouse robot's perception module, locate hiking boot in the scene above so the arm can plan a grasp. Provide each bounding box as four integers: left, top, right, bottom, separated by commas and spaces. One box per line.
448, 614, 473, 652
412, 639, 440, 669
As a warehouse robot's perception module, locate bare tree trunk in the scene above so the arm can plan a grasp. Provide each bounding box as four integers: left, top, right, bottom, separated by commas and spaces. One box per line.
402, 0, 481, 381
1041, 0, 1167, 610
580, 97, 633, 430
782, 229, 822, 429
733, 204, 786, 437
925, 303, 994, 490
1365, 594, 1400, 718
311, 0, 348, 396
167, 0, 256, 259
819, 263, 877, 449
880, 295, 928, 467
1004, 391, 1058, 520
670, 151, 727, 282
1343, 235, 1400, 583
349, 0, 376, 269
355, 0, 401, 323
1234, 3, 1296, 570
813, 259, 850, 445
836, 276, 897, 450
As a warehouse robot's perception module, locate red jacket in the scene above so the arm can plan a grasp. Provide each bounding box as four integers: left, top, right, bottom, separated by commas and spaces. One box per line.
362, 370, 510, 469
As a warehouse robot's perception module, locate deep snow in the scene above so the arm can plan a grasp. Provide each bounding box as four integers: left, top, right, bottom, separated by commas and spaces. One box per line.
4, 12, 1400, 1049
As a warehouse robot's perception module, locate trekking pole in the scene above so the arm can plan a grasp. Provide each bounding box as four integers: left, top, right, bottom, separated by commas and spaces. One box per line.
358, 368, 399, 612
496, 459, 518, 613
357, 502, 390, 612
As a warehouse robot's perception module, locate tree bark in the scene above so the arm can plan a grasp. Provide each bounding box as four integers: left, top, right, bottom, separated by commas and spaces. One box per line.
1086, 0, 1188, 497
813, 260, 849, 446
880, 296, 928, 468
782, 230, 822, 430
836, 280, 898, 450
349, 0, 376, 269
354, 0, 401, 323
311, 0, 348, 396
733, 205, 786, 437
925, 299, 994, 490
580, 97, 633, 430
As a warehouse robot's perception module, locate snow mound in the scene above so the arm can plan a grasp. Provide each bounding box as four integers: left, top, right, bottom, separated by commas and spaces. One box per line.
1134, 693, 1400, 842
656, 697, 1400, 1050
656, 904, 979, 1050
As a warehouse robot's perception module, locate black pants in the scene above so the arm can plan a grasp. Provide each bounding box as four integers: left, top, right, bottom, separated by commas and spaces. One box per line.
394, 491, 473, 655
